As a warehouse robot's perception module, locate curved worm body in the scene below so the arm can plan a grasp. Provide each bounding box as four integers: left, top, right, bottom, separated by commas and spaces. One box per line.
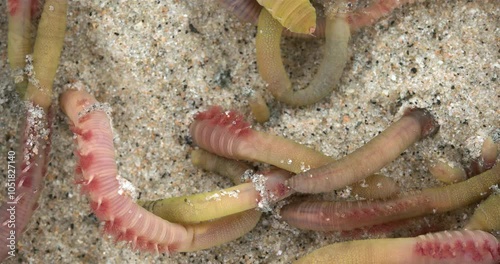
0, 103, 51, 261
190, 106, 331, 173
465, 192, 500, 232
140, 168, 293, 223
248, 91, 270, 124
257, 0, 316, 34
281, 164, 499, 231
429, 160, 467, 184
256, 9, 350, 106
61, 89, 261, 253
288, 108, 439, 193
295, 230, 500, 264
466, 135, 498, 177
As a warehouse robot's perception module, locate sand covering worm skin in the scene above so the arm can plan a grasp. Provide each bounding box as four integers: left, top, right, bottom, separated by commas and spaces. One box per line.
61, 89, 261, 253
281, 163, 500, 231
256, 9, 350, 106
294, 229, 500, 264
0, 103, 51, 261
7, 0, 39, 96
288, 108, 439, 193
139, 168, 293, 223
190, 106, 332, 173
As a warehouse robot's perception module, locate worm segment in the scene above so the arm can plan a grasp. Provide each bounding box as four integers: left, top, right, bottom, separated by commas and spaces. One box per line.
288, 108, 439, 193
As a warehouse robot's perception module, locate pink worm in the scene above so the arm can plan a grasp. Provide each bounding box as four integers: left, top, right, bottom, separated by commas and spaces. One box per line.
0, 103, 52, 261
8, 0, 39, 17
219, 0, 420, 38
61, 89, 261, 253
281, 164, 500, 232
295, 229, 499, 264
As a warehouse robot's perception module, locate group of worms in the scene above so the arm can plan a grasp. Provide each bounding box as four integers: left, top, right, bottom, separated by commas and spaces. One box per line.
2, 0, 499, 263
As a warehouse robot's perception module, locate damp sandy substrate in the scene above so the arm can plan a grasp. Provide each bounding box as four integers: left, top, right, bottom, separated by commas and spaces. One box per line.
0, 0, 498, 263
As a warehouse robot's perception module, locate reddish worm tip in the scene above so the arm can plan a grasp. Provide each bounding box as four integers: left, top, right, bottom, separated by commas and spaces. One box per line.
403, 107, 440, 139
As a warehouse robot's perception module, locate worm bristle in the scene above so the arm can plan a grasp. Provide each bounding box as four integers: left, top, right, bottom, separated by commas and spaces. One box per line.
193, 105, 223, 120
77, 114, 92, 124
191, 107, 254, 159
414, 230, 499, 262
195, 106, 251, 134
90, 199, 110, 219
79, 177, 100, 195
17, 175, 32, 188
77, 151, 94, 171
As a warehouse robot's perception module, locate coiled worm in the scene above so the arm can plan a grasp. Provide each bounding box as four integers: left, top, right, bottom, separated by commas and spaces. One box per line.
61, 89, 262, 253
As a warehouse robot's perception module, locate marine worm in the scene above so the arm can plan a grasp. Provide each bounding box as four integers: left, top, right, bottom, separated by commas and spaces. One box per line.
280, 164, 499, 231
24, 0, 67, 110
256, 9, 350, 106
428, 160, 467, 184
190, 106, 332, 173
256, 0, 316, 34
465, 135, 498, 177
288, 107, 439, 193
0, 103, 51, 261
7, 0, 38, 96
248, 91, 270, 124
61, 89, 262, 253
294, 229, 500, 264
139, 168, 293, 223
217, 0, 325, 38
465, 192, 500, 232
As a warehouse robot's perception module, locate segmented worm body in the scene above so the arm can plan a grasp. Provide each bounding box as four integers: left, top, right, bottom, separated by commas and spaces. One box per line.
0, 103, 51, 261
190, 106, 331, 173
7, 0, 38, 96
257, 0, 316, 34
191, 149, 253, 184
61, 89, 261, 253
24, 0, 68, 110
294, 230, 500, 264
248, 91, 270, 123
288, 108, 439, 193
429, 160, 467, 184
139, 168, 293, 223
465, 192, 500, 232
281, 164, 499, 231
217, 0, 324, 38
256, 9, 350, 106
